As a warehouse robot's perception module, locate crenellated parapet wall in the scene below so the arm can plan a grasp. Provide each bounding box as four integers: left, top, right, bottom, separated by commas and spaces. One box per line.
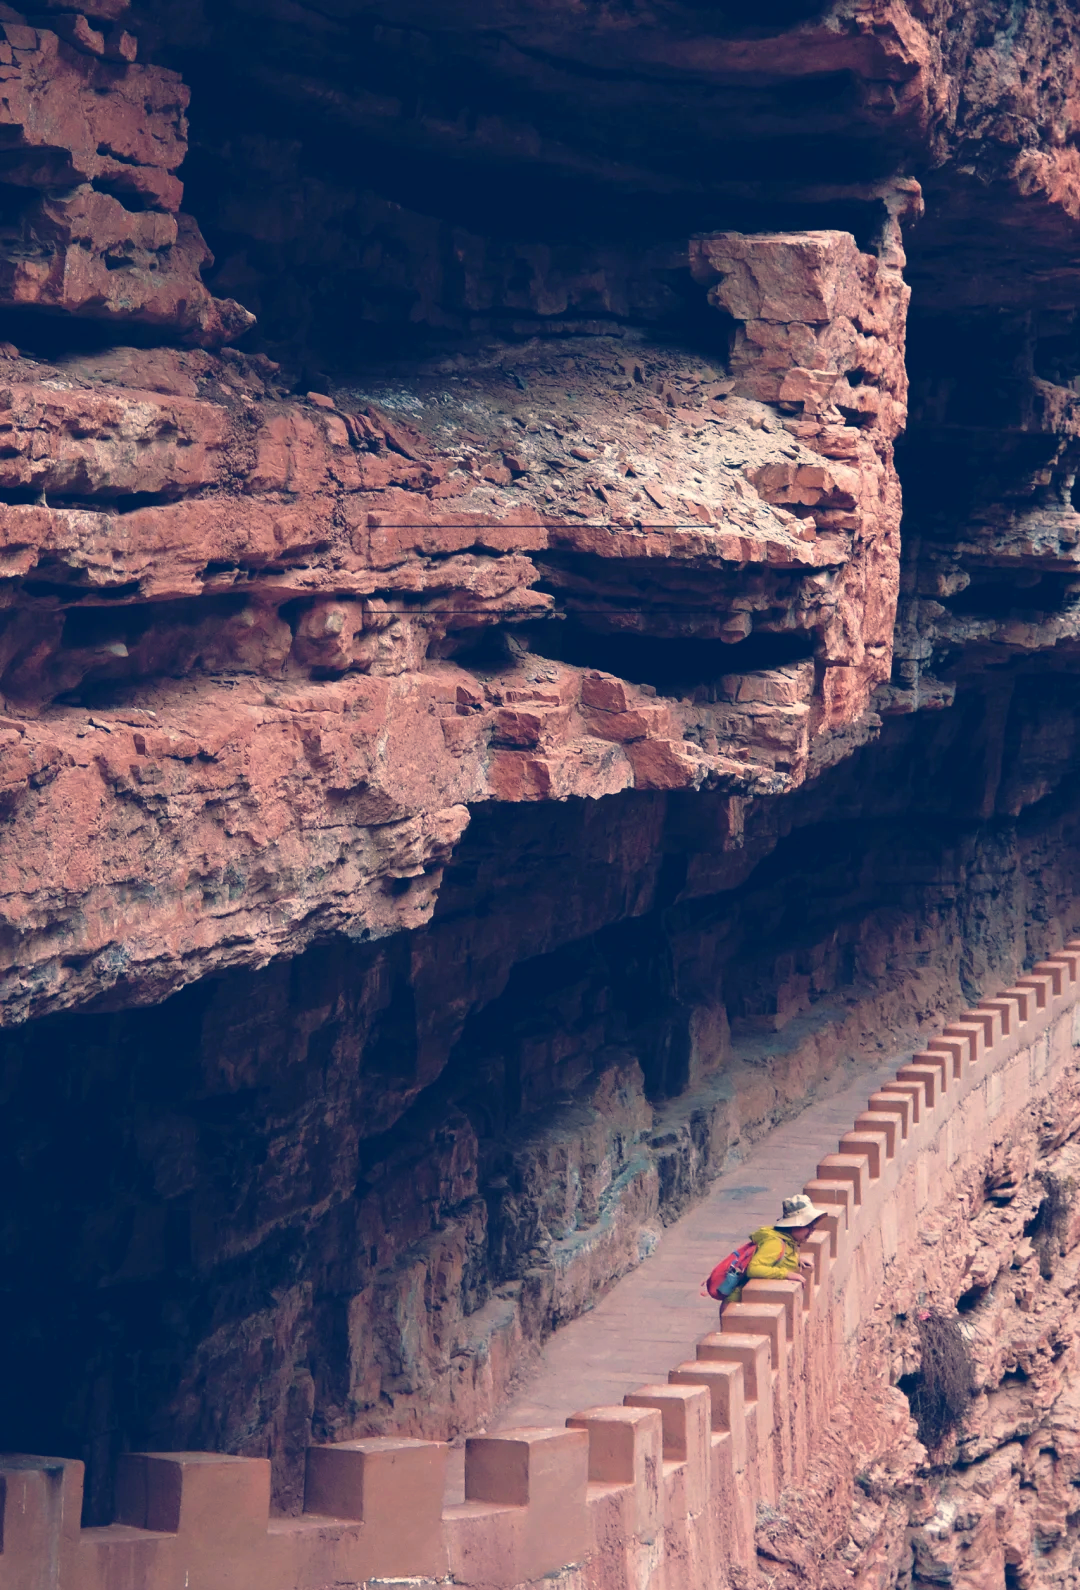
5, 949, 1080, 1590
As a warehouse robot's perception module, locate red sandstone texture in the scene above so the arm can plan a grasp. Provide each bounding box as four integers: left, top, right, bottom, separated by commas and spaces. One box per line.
7, 2, 1080, 1587
0, 10, 250, 343
5, 0, 1078, 1027
0, 223, 908, 1021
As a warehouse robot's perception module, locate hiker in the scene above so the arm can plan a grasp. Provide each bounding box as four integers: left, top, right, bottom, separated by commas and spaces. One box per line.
702, 1193, 828, 1308
705, 1193, 826, 1308
742, 1193, 826, 1298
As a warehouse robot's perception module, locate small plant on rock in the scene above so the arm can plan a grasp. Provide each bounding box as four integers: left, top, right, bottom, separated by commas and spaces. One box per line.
902, 1308, 975, 1453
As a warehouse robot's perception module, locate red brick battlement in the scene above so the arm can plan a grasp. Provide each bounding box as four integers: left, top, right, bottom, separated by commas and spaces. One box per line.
6, 945, 1080, 1590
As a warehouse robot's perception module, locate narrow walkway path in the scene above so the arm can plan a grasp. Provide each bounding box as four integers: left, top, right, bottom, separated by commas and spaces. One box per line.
446, 1052, 906, 1502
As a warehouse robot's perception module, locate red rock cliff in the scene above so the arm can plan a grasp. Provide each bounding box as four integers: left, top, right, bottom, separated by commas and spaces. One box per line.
4, 2, 1080, 1584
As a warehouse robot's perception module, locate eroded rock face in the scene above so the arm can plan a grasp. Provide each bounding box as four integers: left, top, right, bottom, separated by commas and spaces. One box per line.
0, 9, 250, 343
0, 228, 911, 1021
5, 0, 1080, 1574
691, 227, 910, 729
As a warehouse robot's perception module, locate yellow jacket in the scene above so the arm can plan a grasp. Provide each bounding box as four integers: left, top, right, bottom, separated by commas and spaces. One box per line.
745, 1226, 800, 1280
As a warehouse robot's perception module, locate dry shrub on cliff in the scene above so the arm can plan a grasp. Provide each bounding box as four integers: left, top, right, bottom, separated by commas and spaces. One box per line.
1026, 1170, 1076, 1279
905, 1309, 975, 1453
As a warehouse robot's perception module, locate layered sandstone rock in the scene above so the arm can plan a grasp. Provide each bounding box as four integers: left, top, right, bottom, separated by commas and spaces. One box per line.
0, 226, 910, 1020
5, 0, 1080, 1581
0, 7, 250, 342
690, 226, 910, 730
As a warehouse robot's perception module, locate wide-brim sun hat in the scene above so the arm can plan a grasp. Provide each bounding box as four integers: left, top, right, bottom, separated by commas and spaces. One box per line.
774, 1193, 829, 1228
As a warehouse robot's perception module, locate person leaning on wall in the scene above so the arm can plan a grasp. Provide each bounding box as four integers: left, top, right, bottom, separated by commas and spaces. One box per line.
730, 1193, 826, 1303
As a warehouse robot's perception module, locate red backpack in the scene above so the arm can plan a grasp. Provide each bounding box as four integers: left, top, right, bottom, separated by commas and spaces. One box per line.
702, 1240, 757, 1301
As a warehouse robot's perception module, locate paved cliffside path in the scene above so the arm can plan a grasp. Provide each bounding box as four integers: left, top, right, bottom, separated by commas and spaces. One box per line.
444, 1052, 903, 1500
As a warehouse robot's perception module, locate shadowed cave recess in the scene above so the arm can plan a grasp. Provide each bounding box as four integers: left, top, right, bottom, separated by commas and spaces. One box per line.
7, 0, 1080, 1583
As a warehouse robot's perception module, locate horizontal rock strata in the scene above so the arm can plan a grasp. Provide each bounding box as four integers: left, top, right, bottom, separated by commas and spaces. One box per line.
0, 225, 909, 1020
5, 2, 1080, 1588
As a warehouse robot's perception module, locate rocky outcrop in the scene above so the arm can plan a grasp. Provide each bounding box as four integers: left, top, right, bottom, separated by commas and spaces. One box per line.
0, 223, 911, 1021
690, 226, 910, 731
6, 0, 1080, 1583
0, 9, 250, 343
0, 0, 1074, 1030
